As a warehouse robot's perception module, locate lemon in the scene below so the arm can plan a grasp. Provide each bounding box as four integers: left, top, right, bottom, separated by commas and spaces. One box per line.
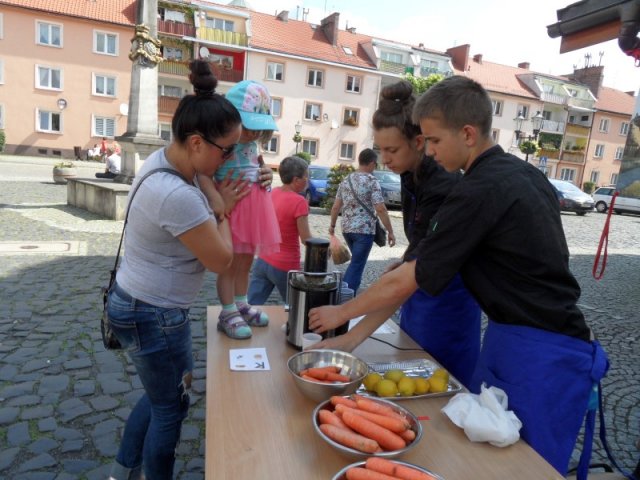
362, 372, 383, 392
432, 368, 450, 384
375, 379, 399, 397
383, 369, 405, 383
414, 377, 430, 395
428, 376, 448, 393
397, 377, 417, 397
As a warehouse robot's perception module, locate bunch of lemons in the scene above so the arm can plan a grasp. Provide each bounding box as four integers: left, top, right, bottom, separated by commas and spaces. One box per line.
362, 368, 449, 397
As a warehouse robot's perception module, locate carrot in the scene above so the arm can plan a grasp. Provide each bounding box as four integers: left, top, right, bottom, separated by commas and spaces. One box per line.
399, 428, 416, 443
334, 404, 410, 434
318, 409, 350, 430
298, 368, 309, 376
341, 410, 406, 451
301, 374, 332, 383
354, 396, 408, 422
365, 457, 437, 480
319, 423, 381, 454
315, 365, 342, 373
306, 368, 351, 382
330, 395, 358, 409
345, 467, 401, 480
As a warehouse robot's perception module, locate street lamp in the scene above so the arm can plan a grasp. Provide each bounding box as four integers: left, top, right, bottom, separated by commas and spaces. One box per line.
293, 121, 302, 153
514, 111, 544, 163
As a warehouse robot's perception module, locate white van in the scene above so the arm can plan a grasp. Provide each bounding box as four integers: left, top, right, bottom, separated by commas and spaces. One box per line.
592, 187, 640, 214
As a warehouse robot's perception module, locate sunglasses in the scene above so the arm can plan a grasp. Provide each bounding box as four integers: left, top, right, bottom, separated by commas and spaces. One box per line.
190, 132, 236, 159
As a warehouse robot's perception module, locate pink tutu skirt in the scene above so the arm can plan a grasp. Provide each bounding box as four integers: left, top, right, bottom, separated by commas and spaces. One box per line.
229, 184, 281, 255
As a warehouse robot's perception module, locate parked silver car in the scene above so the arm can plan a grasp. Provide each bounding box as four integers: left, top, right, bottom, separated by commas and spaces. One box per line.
548, 179, 594, 216
592, 186, 640, 214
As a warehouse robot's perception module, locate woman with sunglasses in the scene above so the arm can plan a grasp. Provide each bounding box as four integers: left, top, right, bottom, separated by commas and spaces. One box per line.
106, 60, 246, 480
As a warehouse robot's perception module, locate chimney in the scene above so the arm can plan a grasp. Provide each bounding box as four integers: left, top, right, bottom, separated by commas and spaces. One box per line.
569, 65, 604, 97
446, 44, 470, 71
626, 90, 636, 96
321, 12, 340, 46
418, 43, 424, 49
276, 10, 289, 22
473, 53, 482, 64
518, 62, 530, 69
347, 27, 356, 33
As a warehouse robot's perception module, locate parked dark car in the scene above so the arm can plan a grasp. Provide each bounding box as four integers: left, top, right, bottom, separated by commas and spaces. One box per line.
304, 165, 330, 205
548, 179, 594, 216
373, 170, 402, 208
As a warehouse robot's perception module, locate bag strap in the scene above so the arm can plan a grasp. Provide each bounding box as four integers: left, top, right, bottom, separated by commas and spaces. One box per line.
347, 174, 376, 220
108, 167, 190, 283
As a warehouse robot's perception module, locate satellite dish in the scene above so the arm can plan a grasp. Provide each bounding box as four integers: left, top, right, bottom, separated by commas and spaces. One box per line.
199, 46, 210, 59
119, 103, 129, 116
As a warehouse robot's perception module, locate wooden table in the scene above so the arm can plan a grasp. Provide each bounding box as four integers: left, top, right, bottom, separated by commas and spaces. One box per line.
205, 306, 564, 480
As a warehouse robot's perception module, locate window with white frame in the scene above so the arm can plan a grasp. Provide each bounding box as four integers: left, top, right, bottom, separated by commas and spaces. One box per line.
163, 46, 183, 61
159, 8, 185, 22
560, 168, 576, 182
302, 138, 318, 157
342, 45, 353, 55
339, 142, 355, 161
263, 135, 278, 154
94, 31, 117, 55
594, 144, 605, 158
37, 109, 61, 133
590, 170, 600, 184
158, 84, 182, 97
517, 105, 529, 119
93, 115, 116, 137
565, 87, 578, 97
598, 118, 610, 133
0, 104, 4, 129
210, 54, 233, 68
304, 102, 322, 121
610, 173, 618, 185
346, 74, 361, 93
37, 21, 62, 47
205, 17, 234, 31
307, 68, 324, 88
381, 51, 403, 63
491, 100, 502, 116
159, 122, 172, 142
343, 108, 359, 126
620, 122, 630, 136
615, 146, 624, 160
36, 65, 62, 90
542, 110, 551, 120
266, 61, 284, 81
270, 97, 282, 117
93, 74, 116, 97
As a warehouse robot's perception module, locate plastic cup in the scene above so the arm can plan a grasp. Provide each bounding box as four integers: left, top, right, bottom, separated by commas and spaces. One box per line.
302, 332, 322, 350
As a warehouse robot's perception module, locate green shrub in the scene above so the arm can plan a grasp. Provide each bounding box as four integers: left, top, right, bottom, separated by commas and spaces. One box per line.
0, 129, 5, 152
321, 163, 355, 213
519, 140, 539, 155
293, 152, 311, 164
583, 181, 595, 194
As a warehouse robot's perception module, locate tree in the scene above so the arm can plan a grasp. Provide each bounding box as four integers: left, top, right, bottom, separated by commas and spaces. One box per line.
403, 73, 445, 95
293, 152, 311, 164
321, 164, 354, 212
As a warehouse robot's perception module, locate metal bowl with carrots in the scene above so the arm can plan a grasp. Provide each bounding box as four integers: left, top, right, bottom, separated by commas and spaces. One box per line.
332, 458, 445, 480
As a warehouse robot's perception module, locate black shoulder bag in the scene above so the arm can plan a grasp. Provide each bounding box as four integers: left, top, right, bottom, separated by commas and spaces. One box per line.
346, 174, 387, 247
101, 167, 189, 350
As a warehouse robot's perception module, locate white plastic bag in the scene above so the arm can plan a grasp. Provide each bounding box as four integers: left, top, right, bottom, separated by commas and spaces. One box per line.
441, 384, 522, 447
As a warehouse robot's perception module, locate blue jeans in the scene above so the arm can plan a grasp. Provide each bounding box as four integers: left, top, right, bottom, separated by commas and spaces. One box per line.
342, 232, 374, 293
247, 257, 289, 304
107, 283, 192, 480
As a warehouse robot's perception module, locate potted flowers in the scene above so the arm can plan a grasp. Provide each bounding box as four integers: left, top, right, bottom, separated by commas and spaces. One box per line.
52, 160, 78, 184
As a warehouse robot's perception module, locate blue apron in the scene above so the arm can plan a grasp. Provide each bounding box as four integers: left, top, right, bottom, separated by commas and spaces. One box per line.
400, 273, 481, 387
469, 321, 609, 475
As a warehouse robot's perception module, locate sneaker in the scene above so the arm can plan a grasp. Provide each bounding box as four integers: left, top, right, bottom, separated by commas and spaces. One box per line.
217, 310, 252, 339
237, 303, 269, 327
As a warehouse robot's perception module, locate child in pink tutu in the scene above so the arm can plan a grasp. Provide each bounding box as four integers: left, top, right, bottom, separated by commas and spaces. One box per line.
215, 80, 281, 339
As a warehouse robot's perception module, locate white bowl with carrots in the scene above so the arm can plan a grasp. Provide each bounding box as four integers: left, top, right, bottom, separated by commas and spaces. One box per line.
332, 458, 445, 480
287, 349, 369, 403
313, 394, 423, 460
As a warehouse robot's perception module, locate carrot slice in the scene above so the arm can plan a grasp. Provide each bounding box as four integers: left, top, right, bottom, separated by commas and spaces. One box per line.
345, 467, 401, 480
341, 410, 406, 451
331, 395, 358, 409
365, 457, 437, 480
335, 404, 410, 434
319, 423, 381, 454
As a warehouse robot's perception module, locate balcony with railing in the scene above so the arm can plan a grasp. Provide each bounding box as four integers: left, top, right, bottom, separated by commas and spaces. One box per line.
380, 60, 407, 75
419, 66, 451, 77
159, 95, 181, 115
158, 19, 196, 37
540, 119, 565, 134
158, 60, 243, 83
560, 150, 586, 164
198, 27, 248, 47
565, 124, 590, 137
567, 97, 595, 110
541, 91, 568, 105
159, 60, 191, 76
539, 147, 560, 160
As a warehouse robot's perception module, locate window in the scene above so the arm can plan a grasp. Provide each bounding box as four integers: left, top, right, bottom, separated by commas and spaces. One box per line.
163, 47, 183, 61
307, 68, 324, 88
302, 138, 318, 157
620, 122, 630, 136
339, 142, 355, 161
342, 45, 353, 55
542, 110, 552, 120
37, 109, 61, 133
610, 173, 618, 185
158, 84, 182, 97
210, 54, 233, 69
36, 65, 62, 90
381, 51, 403, 63
0, 104, 4, 129
598, 118, 610, 133
93, 115, 116, 137
93, 74, 116, 97
565, 87, 578, 97
159, 123, 172, 142
37, 21, 62, 47
343, 108, 359, 126
590, 170, 600, 184
270, 97, 282, 117
346, 75, 361, 93
0, 58, 4, 84
581, 115, 589, 122
491, 129, 499, 143
517, 105, 529, 119
615, 146, 624, 160
94, 31, 117, 55
263, 136, 278, 154
594, 144, 605, 158
158, 8, 185, 22
560, 168, 576, 182
491, 100, 502, 116
205, 17, 234, 31
0, 13, 3, 39
304, 102, 322, 121
266, 61, 284, 81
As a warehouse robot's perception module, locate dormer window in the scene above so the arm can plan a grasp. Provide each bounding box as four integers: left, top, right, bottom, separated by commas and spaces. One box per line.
342, 45, 353, 55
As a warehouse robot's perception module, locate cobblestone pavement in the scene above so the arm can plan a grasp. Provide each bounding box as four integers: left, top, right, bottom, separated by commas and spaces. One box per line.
0, 173, 638, 479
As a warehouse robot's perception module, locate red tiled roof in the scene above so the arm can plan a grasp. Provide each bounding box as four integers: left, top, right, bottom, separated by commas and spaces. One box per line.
0, 0, 137, 26
595, 86, 635, 115
453, 58, 537, 99
249, 10, 377, 70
